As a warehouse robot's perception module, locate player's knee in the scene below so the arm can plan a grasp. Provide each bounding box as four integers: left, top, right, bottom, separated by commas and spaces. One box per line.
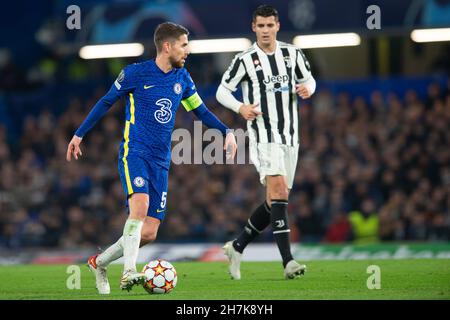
269, 184, 289, 201
129, 210, 148, 221
129, 194, 150, 220
141, 229, 157, 243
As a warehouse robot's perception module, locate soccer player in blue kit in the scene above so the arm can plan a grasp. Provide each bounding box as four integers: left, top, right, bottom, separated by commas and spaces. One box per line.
66, 22, 237, 294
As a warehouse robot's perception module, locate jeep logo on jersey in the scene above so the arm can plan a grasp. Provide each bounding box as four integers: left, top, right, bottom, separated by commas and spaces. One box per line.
263, 74, 289, 85
154, 98, 173, 124
284, 56, 292, 68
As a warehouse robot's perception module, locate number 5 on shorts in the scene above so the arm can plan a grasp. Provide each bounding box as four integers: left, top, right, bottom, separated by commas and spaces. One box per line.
160, 192, 167, 209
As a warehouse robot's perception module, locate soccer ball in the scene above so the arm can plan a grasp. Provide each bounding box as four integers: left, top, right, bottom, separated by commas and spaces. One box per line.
142, 259, 177, 294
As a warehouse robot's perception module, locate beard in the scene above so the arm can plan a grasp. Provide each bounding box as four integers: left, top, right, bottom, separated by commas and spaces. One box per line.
169, 55, 185, 68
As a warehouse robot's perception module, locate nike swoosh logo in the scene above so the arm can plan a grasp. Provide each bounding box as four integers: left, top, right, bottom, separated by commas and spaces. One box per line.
144, 85, 155, 89
156, 209, 165, 212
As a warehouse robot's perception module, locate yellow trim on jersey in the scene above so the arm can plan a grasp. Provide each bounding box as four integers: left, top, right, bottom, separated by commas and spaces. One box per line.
122, 120, 133, 194
129, 93, 135, 124
181, 92, 203, 112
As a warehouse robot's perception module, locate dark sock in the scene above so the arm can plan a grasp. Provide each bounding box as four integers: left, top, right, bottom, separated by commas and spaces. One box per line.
271, 199, 293, 268
233, 202, 271, 253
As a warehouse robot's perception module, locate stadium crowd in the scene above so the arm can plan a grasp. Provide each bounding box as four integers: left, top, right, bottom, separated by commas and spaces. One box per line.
0, 62, 449, 248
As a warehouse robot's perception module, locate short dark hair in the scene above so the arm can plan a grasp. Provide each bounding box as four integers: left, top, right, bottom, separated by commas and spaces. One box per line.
154, 22, 189, 52
252, 5, 279, 22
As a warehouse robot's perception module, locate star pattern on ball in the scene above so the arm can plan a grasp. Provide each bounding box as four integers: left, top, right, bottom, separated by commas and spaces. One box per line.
164, 280, 173, 291
152, 264, 166, 276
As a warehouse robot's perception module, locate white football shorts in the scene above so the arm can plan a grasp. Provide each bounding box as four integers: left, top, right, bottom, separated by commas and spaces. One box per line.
249, 141, 300, 189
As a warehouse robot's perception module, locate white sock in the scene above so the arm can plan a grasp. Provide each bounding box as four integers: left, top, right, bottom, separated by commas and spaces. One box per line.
96, 236, 124, 268
122, 219, 143, 273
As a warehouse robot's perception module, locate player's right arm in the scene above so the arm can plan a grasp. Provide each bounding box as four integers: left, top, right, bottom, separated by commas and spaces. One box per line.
216, 54, 261, 121
66, 66, 136, 162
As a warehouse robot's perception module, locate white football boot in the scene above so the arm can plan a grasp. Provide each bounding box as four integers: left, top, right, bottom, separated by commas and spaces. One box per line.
119, 269, 146, 291
222, 240, 242, 280
284, 260, 307, 279
87, 254, 110, 294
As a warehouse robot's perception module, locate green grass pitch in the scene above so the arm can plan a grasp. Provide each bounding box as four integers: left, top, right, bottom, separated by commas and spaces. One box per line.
0, 259, 449, 300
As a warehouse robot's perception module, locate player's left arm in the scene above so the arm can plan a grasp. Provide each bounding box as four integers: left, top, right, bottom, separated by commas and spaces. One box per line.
181, 72, 237, 160
67, 66, 136, 162
66, 86, 122, 161
294, 49, 316, 99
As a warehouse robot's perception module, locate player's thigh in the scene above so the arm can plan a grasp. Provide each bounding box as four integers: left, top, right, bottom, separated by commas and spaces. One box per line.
146, 164, 169, 221
118, 155, 150, 198
254, 143, 288, 184
129, 193, 150, 220
118, 155, 151, 220
284, 144, 299, 189
250, 142, 275, 186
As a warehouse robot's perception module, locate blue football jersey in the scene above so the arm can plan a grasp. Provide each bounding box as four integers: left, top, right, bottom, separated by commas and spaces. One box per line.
113, 59, 203, 169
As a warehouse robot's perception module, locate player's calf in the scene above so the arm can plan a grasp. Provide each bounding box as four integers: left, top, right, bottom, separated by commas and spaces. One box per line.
270, 199, 295, 267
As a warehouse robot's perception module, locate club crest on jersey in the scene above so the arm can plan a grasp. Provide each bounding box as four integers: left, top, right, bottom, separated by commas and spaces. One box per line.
133, 177, 145, 187
284, 56, 292, 68
173, 83, 182, 95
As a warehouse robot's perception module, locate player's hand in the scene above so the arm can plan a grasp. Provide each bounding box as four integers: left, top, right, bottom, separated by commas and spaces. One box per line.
295, 84, 312, 99
224, 132, 237, 161
238, 103, 262, 121
66, 135, 83, 162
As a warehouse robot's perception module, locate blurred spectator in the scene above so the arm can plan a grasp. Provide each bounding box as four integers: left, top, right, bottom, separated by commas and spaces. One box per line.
0, 52, 27, 91
348, 198, 379, 244
324, 212, 352, 243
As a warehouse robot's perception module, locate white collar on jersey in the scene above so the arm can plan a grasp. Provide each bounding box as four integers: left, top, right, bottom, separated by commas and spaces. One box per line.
254, 40, 279, 56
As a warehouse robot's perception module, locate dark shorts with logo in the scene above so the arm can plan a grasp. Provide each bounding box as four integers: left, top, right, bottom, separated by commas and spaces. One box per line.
118, 154, 168, 220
